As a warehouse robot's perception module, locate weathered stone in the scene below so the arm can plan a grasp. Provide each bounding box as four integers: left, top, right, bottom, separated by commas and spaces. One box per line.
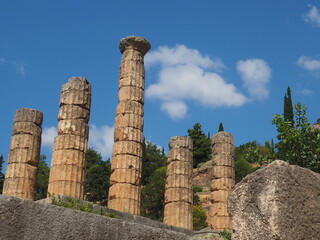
210, 178, 235, 191
212, 155, 234, 167
108, 36, 150, 215
193, 160, 214, 192
228, 160, 320, 240
114, 126, 143, 143
167, 148, 193, 163
58, 105, 90, 122
3, 108, 42, 201
211, 131, 234, 145
164, 202, 193, 230
48, 77, 91, 200
212, 142, 234, 156
116, 100, 143, 117
210, 190, 231, 203
164, 136, 193, 230
211, 166, 235, 179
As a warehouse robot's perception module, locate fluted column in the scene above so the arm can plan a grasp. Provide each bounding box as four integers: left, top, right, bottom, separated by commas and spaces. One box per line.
108, 36, 151, 215
3, 108, 43, 200
209, 131, 235, 230
164, 136, 193, 230
47, 77, 91, 199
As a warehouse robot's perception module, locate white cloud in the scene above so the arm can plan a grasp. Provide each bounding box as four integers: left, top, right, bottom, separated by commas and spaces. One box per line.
88, 124, 114, 159
303, 5, 320, 27
42, 127, 57, 149
297, 56, 320, 71
0, 58, 27, 76
161, 101, 187, 120
237, 59, 271, 100
297, 89, 313, 95
145, 45, 247, 120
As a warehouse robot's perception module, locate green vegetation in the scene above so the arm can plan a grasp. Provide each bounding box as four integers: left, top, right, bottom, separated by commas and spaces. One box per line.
0, 155, 4, 194
219, 229, 232, 240
218, 122, 224, 132
193, 205, 208, 230
273, 102, 320, 173
188, 123, 211, 168
235, 159, 254, 183
84, 148, 111, 205
36, 155, 50, 200
283, 86, 294, 125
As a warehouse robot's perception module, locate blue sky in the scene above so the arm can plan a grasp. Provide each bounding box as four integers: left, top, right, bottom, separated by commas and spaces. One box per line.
1, 1, 320, 170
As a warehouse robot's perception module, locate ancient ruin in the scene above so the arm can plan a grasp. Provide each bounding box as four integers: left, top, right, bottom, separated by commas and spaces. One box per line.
3, 108, 43, 200
47, 77, 91, 200
208, 131, 235, 230
108, 36, 151, 215
164, 136, 193, 230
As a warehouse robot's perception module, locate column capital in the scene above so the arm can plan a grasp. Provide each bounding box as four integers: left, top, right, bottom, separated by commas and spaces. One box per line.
119, 36, 151, 56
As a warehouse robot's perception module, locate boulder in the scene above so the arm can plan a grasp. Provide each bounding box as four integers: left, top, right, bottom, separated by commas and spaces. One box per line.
228, 160, 320, 240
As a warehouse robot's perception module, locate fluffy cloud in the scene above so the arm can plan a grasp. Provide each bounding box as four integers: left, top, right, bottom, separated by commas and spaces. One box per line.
237, 59, 271, 100
145, 45, 247, 120
41, 127, 57, 150
0, 57, 27, 76
297, 56, 320, 71
303, 5, 320, 27
88, 124, 114, 158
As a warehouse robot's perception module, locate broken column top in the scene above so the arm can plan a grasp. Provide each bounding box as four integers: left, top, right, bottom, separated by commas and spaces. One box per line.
61, 77, 91, 91
119, 36, 151, 56
14, 108, 43, 126
212, 131, 234, 145
169, 136, 193, 149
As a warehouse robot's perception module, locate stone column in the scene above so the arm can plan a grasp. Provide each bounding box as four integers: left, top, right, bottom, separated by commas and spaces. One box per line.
164, 136, 193, 230
3, 108, 43, 200
47, 77, 91, 200
208, 131, 235, 230
108, 36, 151, 215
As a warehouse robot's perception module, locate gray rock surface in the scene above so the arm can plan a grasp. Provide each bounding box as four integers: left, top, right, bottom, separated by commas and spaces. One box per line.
0, 194, 194, 240
228, 160, 320, 240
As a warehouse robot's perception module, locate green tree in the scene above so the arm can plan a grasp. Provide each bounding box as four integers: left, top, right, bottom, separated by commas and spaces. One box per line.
273, 102, 320, 173
141, 166, 166, 221
36, 155, 50, 199
84, 148, 111, 205
141, 140, 166, 185
283, 86, 294, 125
235, 159, 254, 183
188, 123, 211, 168
193, 205, 208, 230
0, 155, 4, 194
218, 122, 224, 132
235, 141, 274, 165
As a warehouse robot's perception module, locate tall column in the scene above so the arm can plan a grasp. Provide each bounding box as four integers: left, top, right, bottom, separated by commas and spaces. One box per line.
164, 136, 193, 230
47, 77, 91, 199
3, 108, 43, 200
108, 36, 151, 215
208, 131, 235, 230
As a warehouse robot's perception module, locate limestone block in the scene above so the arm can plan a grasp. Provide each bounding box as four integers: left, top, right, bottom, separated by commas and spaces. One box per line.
212, 132, 234, 145
112, 141, 142, 157
118, 86, 144, 104
165, 187, 192, 204
48, 165, 85, 182
108, 183, 141, 201
211, 178, 235, 191
208, 216, 232, 230
166, 161, 192, 176
110, 168, 141, 185
114, 113, 143, 129
166, 174, 192, 190
168, 136, 193, 150
114, 126, 143, 143
5, 163, 37, 181
53, 135, 87, 152
121, 47, 144, 62
12, 122, 42, 136
210, 190, 231, 203
60, 77, 91, 110
10, 134, 40, 150
115, 100, 143, 117
119, 36, 151, 56
119, 76, 144, 90
58, 105, 90, 122
47, 180, 83, 199
14, 108, 43, 126
57, 120, 89, 137
51, 149, 85, 167
211, 166, 235, 179
164, 202, 193, 230
111, 154, 141, 171
2, 178, 36, 200
167, 148, 193, 163
213, 155, 235, 167
119, 62, 144, 85
7, 148, 39, 166
108, 198, 140, 215
212, 142, 234, 156
210, 202, 230, 217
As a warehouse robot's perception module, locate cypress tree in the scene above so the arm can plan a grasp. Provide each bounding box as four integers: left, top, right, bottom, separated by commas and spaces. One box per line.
218, 122, 224, 132
283, 86, 294, 125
